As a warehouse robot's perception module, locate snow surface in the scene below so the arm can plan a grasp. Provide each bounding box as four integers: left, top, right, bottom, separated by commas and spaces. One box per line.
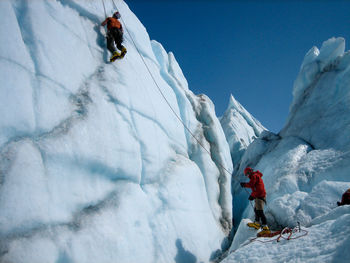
0, 1, 233, 262
224, 38, 350, 263
223, 208, 350, 263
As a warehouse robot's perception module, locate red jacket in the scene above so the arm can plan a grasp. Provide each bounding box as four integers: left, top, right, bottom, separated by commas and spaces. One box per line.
243, 170, 266, 198
101, 17, 122, 31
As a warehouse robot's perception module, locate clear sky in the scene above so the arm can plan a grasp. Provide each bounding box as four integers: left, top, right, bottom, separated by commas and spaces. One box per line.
126, 0, 350, 133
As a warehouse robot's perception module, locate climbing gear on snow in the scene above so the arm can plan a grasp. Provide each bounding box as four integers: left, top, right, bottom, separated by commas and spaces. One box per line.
257, 225, 270, 237
276, 227, 292, 242
247, 222, 261, 230
251, 224, 308, 242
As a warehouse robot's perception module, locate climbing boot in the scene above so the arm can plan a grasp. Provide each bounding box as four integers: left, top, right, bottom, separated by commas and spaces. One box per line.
120, 46, 127, 58
258, 225, 271, 236
247, 222, 261, 230
110, 51, 121, 62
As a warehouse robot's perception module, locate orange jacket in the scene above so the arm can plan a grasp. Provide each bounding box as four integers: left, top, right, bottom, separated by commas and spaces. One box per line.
101, 17, 122, 31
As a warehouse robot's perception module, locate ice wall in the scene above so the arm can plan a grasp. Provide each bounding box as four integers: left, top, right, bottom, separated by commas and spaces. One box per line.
0, 1, 233, 262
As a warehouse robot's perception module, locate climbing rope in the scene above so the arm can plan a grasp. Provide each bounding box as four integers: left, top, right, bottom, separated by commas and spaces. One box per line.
249, 225, 309, 244
101, 0, 108, 36
227, 223, 309, 256
101, 0, 107, 18
111, 0, 117, 8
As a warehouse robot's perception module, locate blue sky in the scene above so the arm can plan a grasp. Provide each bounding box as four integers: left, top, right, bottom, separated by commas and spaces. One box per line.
126, 0, 350, 133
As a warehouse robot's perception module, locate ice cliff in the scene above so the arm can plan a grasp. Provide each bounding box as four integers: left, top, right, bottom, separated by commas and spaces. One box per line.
0, 1, 233, 262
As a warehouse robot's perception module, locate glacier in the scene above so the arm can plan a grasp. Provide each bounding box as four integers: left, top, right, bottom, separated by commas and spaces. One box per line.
0, 1, 233, 262
1, 0, 350, 262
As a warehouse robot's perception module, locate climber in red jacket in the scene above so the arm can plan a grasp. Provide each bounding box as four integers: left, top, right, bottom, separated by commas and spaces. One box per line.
101, 11, 127, 62
241, 167, 270, 234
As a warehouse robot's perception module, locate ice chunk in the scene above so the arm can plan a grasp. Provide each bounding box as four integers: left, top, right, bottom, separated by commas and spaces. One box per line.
318, 37, 345, 71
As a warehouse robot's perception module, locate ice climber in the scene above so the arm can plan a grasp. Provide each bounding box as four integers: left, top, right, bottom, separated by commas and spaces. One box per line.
101, 11, 127, 62
337, 188, 350, 206
240, 167, 270, 235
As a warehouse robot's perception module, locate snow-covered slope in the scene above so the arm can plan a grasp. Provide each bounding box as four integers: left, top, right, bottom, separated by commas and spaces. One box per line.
220, 94, 265, 168
224, 37, 350, 263
0, 1, 233, 262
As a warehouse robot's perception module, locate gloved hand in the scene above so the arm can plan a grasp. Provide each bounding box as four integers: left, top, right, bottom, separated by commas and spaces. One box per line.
337, 201, 341, 206
248, 195, 254, 201
240, 182, 245, 188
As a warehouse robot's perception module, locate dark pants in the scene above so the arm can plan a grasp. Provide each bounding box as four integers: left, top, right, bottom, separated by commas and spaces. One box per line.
106, 28, 124, 53
254, 209, 267, 225
254, 197, 267, 225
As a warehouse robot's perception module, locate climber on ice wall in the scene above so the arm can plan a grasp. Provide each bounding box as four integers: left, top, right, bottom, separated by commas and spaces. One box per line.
241, 167, 270, 235
101, 11, 127, 62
